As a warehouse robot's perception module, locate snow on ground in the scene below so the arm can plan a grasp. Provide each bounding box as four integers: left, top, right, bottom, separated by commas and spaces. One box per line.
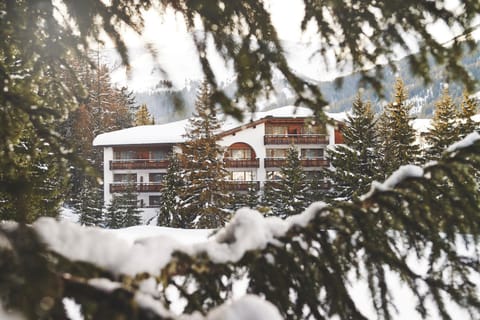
59, 206, 79, 224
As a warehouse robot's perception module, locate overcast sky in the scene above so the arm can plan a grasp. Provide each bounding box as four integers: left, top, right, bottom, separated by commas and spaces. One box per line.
106, 0, 479, 92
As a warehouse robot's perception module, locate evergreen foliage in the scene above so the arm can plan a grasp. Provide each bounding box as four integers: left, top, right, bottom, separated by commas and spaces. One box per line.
157, 153, 184, 227
2, 0, 480, 318
179, 82, 232, 228
0, 127, 67, 223
104, 184, 141, 229
135, 104, 155, 126
378, 78, 421, 176
1, 0, 479, 220
265, 147, 309, 218
458, 91, 479, 139
59, 61, 136, 208
305, 171, 329, 204
77, 177, 104, 227
230, 184, 260, 212
325, 93, 382, 201
2, 137, 480, 319
425, 87, 460, 160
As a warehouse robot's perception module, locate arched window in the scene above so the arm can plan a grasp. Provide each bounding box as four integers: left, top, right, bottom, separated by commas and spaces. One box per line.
225, 142, 256, 160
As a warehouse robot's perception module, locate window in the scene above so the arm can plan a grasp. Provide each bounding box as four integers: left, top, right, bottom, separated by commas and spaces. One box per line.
225, 143, 255, 159
229, 148, 251, 159
113, 174, 137, 183
150, 150, 167, 160
266, 148, 288, 158
266, 125, 288, 135
114, 150, 135, 160
301, 149, 324, 159
149, 173, 165, 183
149, 196, 162, 207
230, 171, 255, 181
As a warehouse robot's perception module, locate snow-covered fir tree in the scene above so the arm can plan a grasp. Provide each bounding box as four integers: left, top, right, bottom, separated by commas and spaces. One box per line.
77, 177, 104, 227
425, 87, 459, 160
263, 146, 308, 218
325, 93, 382, 201
378, 78, 421, 176
178, 82, 232, 228
157, 153, 184, 227
104, 184, 142, 229
231, 185, 260, 211
457, 90, 479, 139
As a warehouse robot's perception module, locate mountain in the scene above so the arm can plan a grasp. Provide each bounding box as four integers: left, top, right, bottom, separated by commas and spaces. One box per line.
120, 41, 480, 122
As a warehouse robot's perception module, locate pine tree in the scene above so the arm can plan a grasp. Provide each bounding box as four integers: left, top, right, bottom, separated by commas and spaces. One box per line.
0, 127, 67, 222
425, 86, 460, 160
77, 177, 104, 227
135, 104, 155, 126
58, 59, 136, 208
104, 184, 141, 229
378, 78, 421, 177
231, 186, 260, 211
457, 90, 479, 139
325, 93, 382, 201
158, 153, 184, 227
179, 82, 232, 229
268, 147, 309, 218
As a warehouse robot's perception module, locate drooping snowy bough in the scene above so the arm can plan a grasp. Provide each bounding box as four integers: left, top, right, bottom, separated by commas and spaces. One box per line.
1, 132, 480, 320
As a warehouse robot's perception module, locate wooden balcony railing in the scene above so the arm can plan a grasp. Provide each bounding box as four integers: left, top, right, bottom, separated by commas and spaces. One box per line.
264, 134, 328, 145
110, 159, 169, 170
224, 158, 260, 168
225, 180, 260, 191
264, 158, 329, 168
264, 158, 287, 168
300, 158, 329, 167
110, 183, 163, 193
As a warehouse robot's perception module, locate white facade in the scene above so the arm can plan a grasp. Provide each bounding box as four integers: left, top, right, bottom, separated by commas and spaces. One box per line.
93, 106, 345, 207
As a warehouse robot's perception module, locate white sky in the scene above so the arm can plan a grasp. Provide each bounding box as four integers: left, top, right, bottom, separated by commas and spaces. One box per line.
105, 0, 479, 92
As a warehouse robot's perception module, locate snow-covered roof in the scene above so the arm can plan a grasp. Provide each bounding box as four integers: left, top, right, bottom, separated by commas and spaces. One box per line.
93, 105, 345, 147
93, 119, 189, 146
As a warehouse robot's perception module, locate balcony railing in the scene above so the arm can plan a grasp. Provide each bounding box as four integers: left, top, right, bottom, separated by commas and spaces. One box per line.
110, 183, 163, 193
264, 158, 329, 168
300, 158, 329, 167
264, 134, 328, 145
110, 159, 170, 170
224, 158, 260, 168
225, 180, 260, 191
264, 158, 287, 168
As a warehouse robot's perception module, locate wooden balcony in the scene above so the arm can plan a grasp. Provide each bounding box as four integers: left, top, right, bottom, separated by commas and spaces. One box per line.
264, 134, 328, 145
264, 158, 329, 168
110, 159, 169, 170
264, 158, 287, 168
224, 158, 260, 168
225, 180, 260, 191
110, 183, 163, 193
300, 158, 329, 167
